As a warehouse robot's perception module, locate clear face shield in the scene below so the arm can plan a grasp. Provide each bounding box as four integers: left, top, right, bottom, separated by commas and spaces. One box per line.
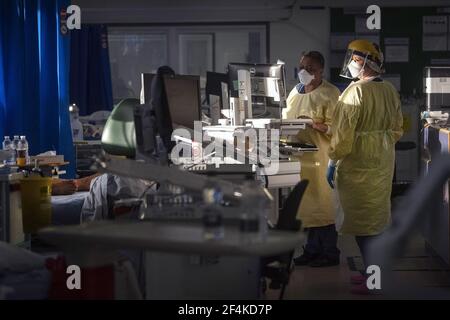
339, 49, 368, 80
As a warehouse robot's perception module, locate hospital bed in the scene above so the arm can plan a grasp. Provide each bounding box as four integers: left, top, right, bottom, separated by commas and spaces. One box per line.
51, 99, 138, 226
51, 192, 89, 226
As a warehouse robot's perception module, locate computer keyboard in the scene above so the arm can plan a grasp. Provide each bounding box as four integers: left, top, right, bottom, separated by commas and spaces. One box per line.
280, 142, 318, 153
179, 163, 254, 174
282, 142, 317, 149
144, 207, 203, 221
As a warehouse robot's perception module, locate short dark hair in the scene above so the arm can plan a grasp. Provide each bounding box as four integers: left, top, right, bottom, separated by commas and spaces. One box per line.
301, 51, 325, 69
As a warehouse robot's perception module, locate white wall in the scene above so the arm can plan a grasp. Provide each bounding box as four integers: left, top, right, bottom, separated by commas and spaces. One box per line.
215, 32, 252, 73
74, 0, 294, 23
270, 5, 330, 90
74, 0, 450, 91
301, 0, 450, 7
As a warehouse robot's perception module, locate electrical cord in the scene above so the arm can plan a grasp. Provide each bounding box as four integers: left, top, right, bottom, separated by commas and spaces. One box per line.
138, 181, 158, 199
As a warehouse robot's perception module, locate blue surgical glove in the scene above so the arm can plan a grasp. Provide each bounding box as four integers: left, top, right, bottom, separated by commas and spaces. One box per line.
326, 161, 337, 189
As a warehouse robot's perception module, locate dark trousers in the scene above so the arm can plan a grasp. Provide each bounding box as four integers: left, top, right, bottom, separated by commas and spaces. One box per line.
304, 224, 340, 260
355, 235, 379, 271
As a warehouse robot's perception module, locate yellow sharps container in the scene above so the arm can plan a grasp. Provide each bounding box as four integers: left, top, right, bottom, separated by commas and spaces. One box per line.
20, 174, 52, 234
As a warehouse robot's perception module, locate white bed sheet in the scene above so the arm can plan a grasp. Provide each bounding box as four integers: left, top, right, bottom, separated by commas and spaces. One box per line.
51, 192, 89, 225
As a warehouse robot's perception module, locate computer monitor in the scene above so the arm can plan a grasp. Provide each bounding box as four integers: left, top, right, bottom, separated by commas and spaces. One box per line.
206, 71, 229, 108
134, 66, 176, 165
140, 73, 155, 104
134, 101, 175, 165
134, 103, 157, 161
227, 63, 287, 109
163, 75, 201, 129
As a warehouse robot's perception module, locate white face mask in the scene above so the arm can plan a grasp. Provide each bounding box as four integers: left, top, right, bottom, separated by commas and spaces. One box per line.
298, 69, 315, 86
347, 60, 364, 79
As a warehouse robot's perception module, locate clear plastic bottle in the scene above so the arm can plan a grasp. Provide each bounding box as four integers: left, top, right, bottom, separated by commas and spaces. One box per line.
2, 136, 11, 150
202, 188, 224, 241
12, 135, 20, 164
202, 207, 224, 240
22, 136, 30, 164
17, 136, 29, 167
69, 104, 84, 141
2, 136, 14, 165
239, 182, 268, 243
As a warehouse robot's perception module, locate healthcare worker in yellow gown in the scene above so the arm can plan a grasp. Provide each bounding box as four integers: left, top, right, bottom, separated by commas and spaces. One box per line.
327, 40, 403, 293
283, 51, 341, 267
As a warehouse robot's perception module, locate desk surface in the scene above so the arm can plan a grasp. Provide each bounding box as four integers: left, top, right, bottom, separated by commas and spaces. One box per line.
74, 140, 102, 145
39, 220, 303, 257
26, 161, 69, 166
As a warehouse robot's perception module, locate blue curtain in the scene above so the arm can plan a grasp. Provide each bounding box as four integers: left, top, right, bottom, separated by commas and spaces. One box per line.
70, 25, 113, 116
0, 9, 5, 140
0, 0, 75, 178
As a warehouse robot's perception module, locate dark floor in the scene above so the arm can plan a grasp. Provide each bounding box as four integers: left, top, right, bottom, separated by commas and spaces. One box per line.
267, 233, 450, 300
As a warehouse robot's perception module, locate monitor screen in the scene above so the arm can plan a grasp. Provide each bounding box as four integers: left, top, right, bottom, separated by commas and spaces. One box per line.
206, 71, 229, 107
163, 75, 201, 129
140, 73, 155, 104
134, 103, 157, 161
227, 63, 286, 108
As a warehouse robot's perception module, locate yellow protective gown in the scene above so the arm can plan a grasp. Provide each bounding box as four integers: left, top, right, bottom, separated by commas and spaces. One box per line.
328, 79, 403, 236
282, 80, 341, 228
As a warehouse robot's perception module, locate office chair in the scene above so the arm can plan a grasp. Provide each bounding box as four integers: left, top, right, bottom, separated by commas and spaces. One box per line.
262, 179, 309, 300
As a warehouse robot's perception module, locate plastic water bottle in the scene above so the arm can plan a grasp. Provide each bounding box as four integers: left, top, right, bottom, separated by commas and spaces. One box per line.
202, 188, 224, 241
2, 136, 15, 165
70, 104, 84, 141
17, 136, 29, 167
12, 135, 20, 163
239, 182, 269, 243
22, 136, 30, 164
2, 136, 11, 150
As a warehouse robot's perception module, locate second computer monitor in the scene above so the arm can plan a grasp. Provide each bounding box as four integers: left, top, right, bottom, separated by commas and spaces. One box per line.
206, 71, 229, 107
163, 75, 201, 129
227, 62, 287, 108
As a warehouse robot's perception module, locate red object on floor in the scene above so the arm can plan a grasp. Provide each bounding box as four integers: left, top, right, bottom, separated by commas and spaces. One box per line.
350, 282, 371, 295
350, 274, 367, 285
46, 256, 114, 300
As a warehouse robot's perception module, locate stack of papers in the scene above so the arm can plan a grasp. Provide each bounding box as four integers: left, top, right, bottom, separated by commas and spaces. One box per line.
30, 154, 64, 165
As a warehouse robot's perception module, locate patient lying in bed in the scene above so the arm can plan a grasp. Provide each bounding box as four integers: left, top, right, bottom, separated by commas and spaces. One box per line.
51, 174, 99, 195
51, 173, 155, 224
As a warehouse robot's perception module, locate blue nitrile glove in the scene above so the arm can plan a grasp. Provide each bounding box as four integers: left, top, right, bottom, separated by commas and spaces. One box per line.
326, 160, 337, 189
